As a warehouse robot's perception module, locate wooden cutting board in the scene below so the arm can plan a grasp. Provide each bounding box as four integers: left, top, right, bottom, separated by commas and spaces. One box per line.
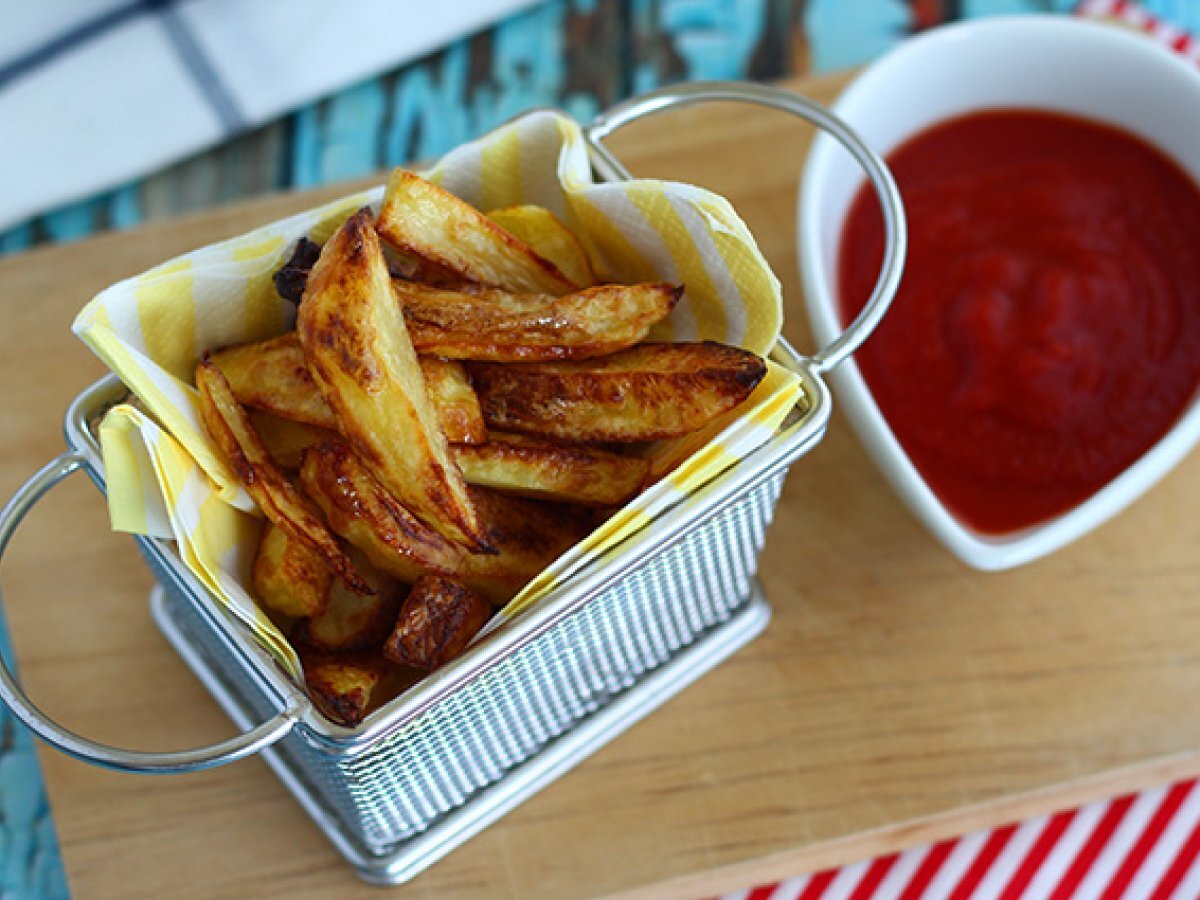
6, 70, 1200, 899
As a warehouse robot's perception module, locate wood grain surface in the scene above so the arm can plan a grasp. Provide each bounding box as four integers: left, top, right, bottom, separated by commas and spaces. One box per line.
6, 71, 1200, 899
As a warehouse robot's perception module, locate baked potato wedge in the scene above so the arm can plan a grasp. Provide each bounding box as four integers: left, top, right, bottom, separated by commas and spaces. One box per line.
470, 342, 767, 443
299, 444, 588, 603
210, 333, 338, 430
299, 441, 463, 583
383, 575, 492, 671
297, 209, 488, 550
487, 205, 594, 288
215, 333, 485, 444
417, 356, 486, 445
301, 652, 383, 727
377, 170, 577, 294
453, 433, 649, 506
295, 553, 401, 653
251, 522, 331, 618
397, 281, 681, 362
458, 488, 593, 603
250, 412, 337, 471
195, 358, 371, 594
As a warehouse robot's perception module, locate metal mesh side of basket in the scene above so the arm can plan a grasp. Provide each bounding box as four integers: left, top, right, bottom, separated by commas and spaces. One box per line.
157, 469, 784, 855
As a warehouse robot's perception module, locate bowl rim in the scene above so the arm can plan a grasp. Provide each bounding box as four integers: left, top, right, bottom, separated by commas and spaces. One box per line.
798, 13, 1200, 570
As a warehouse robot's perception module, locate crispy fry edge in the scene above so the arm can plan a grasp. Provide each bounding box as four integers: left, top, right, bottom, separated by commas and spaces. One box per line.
195, 357, 374, 595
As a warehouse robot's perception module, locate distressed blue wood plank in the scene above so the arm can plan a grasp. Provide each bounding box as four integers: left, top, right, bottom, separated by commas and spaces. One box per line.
384, 46, 474, 166
487, 1, 570, 126
0, 613, 68, 900
106, 184, 143, 232
0, 225, 33, 255
380, 0, 618, 170
964, 0, 1076, 15
41, 198, 102, 245
1137, 0, 1200, 30
312, 80, 388, 184
562, 91, 602, 123
663, 0, 769, 80
805, 0, 911, 72
290, 105, 325, 190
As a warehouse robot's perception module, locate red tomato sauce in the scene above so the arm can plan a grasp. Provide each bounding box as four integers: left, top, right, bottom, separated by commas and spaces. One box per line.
839, 110, 1200, 534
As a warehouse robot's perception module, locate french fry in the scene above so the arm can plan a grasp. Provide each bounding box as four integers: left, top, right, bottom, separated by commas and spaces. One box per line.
453, 433, 649, 506
377, 170, 577, 294
397, 281, 681, 362
299, 441, 587, 604
210, 333, 338, 430
417, 356, 487, 444
469, 342, 767, 443
297, 210, 489, 550
487, 205, 594, 288
250, 412, 337, 471
195, 358, 372, 595
296, 556, 401, 654
383, 576, 492, 671
301, 652, 383, 727
458, 488, 593, 603
252, 522, 331, 618
299, 441, 464, 582
214, 334, 485, 444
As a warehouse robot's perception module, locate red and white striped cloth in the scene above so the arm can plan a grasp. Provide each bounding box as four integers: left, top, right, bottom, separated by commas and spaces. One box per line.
1076, 0, 1200, 65
725, 780, 1200, 900
724, 4, 1200, 899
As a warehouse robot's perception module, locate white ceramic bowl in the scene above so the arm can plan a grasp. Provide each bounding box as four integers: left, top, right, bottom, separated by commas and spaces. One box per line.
799, 15, 1200, 570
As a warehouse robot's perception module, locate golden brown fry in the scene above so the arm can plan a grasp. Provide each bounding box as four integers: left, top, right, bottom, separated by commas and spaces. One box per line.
300, 442, 588, 603
297, 209, 489, 550
487, 205, 594, 288
195, 358, 372, 594
252, 522, 331, 618
249, 412, 337, 470
296, 557, 401, 653
458, 488, 593, 603
214, 333, 481, 443
417, 356, 486, 444
377, 170, 577, 294
470, 342, 767, 443
301, 652, 383, 727
210, 333, 338, 429
398, 281, 681, 362
383, 576, 492, 671
453, 433, 649, 506
300, 441, 464, 583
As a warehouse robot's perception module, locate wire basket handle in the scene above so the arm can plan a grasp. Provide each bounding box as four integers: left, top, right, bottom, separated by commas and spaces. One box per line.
585, 80, 906, 375
0, 452, 300, 774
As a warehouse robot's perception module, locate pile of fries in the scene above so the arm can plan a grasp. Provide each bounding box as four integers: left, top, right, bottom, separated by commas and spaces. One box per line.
195, 169, 767, 725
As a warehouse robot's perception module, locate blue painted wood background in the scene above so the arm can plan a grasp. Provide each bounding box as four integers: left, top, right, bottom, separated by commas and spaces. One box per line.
2, 1, 1196, 895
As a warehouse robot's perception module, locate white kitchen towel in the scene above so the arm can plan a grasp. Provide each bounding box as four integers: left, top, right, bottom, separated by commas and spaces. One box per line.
0, 0, 542, 232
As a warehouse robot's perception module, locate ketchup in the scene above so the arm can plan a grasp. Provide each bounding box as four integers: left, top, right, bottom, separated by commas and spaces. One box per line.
839, 110, 1200, 534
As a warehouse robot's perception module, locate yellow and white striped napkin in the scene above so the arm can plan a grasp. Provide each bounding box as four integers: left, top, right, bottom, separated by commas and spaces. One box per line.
72, 110, 800, 678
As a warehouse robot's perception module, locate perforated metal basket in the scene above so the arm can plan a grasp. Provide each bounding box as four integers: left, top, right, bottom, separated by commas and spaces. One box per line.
0, 82, 905, 885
